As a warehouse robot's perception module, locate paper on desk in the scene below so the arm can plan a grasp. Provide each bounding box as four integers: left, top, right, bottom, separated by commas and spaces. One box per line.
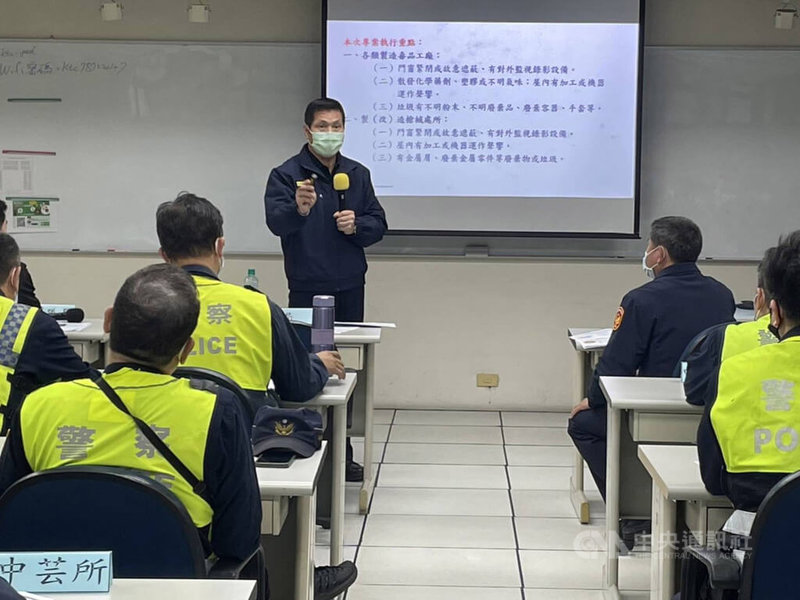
334, 326, 359, 334
569, 328, 612, 350
335, 321, 396, 328
59, 322, 91, 333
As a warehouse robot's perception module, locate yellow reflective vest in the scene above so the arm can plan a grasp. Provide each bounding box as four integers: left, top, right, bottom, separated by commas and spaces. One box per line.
185, 275, 273, 392
712, 336, 800, 476
20, 367, 216, 528
720, 314, 777, 362
0, 296, 37, 432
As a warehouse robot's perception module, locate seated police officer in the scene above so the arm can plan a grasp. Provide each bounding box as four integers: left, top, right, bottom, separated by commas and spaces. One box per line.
0, 233, 91, 434
682, 246, 777, 408
698, 230, 800, 513
155, 192, 345, 417
568, 216, 735, 500
0, 264, 357, 600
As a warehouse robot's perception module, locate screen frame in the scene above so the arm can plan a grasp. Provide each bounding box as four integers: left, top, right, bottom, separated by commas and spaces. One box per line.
322, 0, 645, 240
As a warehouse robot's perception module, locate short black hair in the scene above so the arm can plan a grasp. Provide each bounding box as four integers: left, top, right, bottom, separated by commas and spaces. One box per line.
0, 199, 6, 224
304, 98, 345, 127
764, 231, 800, 322
757, 246, 776, 304
110, 264, 199, 367
649, 216, 703, 263
0, 234, 20, 284
156, 192, 223, 260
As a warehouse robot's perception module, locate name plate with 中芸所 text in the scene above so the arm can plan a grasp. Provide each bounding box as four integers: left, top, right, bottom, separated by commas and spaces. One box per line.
0, 551, 112, 593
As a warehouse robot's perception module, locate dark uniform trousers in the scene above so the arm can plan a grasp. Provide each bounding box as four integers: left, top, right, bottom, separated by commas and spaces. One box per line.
568, 407, 608, 500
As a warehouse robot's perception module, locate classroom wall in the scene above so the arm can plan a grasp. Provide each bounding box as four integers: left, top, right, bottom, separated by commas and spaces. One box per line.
22, 253, 757, 411
4, 0, 796, 410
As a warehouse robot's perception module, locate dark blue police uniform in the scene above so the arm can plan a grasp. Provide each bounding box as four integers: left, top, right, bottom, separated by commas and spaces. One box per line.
568, 262, 735, 498
264, 145, 387, 322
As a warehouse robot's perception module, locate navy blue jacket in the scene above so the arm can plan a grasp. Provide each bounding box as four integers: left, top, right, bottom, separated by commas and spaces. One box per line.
0, 362, 261, 562
587, 262, 735, 408
264, 145, 388, 293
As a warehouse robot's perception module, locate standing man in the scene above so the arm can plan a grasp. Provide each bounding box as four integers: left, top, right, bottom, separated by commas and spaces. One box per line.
265, 97, 388, 481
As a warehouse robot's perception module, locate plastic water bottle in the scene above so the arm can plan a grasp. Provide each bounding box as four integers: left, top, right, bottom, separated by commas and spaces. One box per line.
311, 295, 335, 352
244, 268, 259, 289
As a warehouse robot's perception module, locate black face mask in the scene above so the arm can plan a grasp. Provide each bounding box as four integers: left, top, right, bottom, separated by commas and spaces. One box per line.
768, 322, 782, 341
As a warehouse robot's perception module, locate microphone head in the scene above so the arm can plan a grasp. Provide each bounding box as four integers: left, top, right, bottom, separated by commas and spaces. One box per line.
65, 308, 85, 323
333, 173, 350, 192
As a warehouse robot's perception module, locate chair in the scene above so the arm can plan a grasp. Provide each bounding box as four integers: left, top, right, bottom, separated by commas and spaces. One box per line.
0, 466, 266, 599
173, 366, 257, 426
679, 470, 800, 599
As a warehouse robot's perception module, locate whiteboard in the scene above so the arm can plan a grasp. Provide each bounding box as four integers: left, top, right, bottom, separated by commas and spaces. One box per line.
0, 40, 320, 253
2, 43, 799, 258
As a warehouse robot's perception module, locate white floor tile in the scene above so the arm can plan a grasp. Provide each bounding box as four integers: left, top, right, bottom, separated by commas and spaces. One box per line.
390, 425, 503, 445
515, 517, 605, 551
356, 547, 521, 587
378, 464, 508, 489
362, 515, 515, 549
383, 443, 506, 465
504, 427, 572, 446
370, 487, 512, 516
374, 409, 395, 425
314, 544, 356, 565
525, 590, 606, 600
349, 441, 386, 466
506, 445, 574, 467
315, 514, 365, 547
519, 550, 604, 589
347, 585, 522, 600
619, 554, 651, 592
372, 424, 391, 443
508, 466, 572, 490
512, 490, 577, 518
502, 412, 570, 428
393, 410, 500, 426
345, 484, 361, 514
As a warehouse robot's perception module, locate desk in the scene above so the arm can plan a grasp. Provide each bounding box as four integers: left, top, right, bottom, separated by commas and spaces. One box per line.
567, 327, 606, 524
56, 578, 256, 600
638, 444, 731, 600
334, 326, 382, 514
282, 372, 357, 567
258, 441, 327, 600
600, 376, 703, 598
62, 318, 109, 365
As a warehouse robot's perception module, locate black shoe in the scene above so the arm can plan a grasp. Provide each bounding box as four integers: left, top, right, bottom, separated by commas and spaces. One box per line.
346, 460, 364, 482
314, 560, 358, 600
619, 518, 652, 552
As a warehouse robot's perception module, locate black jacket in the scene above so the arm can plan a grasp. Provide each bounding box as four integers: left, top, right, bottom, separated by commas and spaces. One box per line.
587, 263, 735, 408
264, 145, 387, 292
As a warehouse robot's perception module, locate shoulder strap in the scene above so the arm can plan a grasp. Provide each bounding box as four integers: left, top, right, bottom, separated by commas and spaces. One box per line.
92, 374, 212, 504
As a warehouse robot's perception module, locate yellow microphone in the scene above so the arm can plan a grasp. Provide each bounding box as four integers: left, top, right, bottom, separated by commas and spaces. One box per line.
333, 173, 350, 211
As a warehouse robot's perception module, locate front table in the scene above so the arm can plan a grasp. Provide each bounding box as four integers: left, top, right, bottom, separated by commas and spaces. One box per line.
600, 376, 703, 598
282, 372, 357, 566
334, 326, 382, 514
638, 444, 731, 600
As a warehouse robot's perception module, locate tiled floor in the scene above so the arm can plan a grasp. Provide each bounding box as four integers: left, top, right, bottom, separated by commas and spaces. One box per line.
314, 409, 650, 599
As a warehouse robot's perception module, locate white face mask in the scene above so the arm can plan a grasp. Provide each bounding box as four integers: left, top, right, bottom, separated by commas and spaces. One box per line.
642, 248, 657, 280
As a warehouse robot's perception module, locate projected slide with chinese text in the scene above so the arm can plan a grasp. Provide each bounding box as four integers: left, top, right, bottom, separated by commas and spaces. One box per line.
327, 21, 639, 200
